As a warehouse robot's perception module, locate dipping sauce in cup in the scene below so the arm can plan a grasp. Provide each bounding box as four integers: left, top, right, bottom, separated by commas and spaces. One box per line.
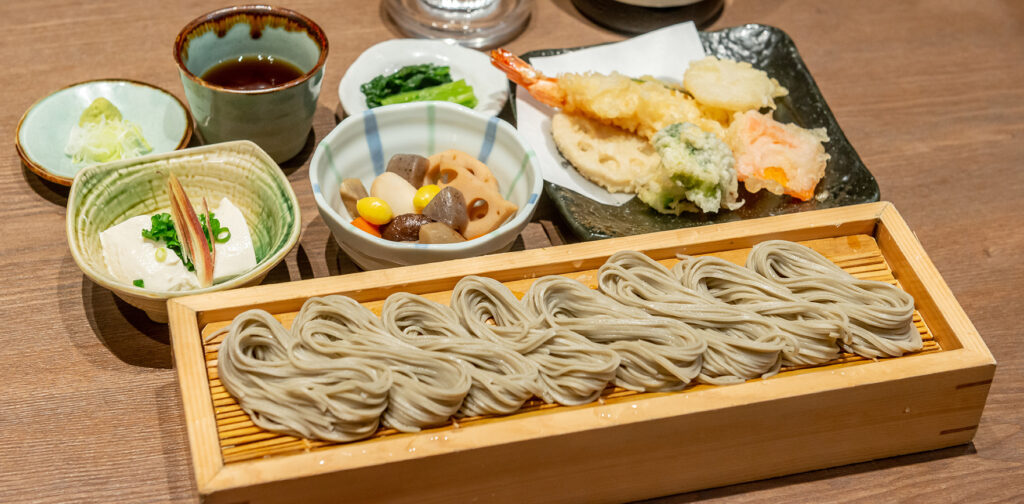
174, 5, 328, 162
201, 54, 306, 90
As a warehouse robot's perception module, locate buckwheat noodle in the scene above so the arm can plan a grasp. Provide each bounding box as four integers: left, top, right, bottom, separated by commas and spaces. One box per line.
288, 295, 472, 432
746, 241, 921, 357
381, 292, 539, 416
450, 276, 620, 405
213, 240, 920, 444
597, 251, 785, 383
672, 254, 847, 365
523, 275, 704, 392
212, 310, 392, 442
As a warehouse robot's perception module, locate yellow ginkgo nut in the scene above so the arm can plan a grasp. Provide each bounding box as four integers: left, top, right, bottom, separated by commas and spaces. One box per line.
356, 197, 393, 226
413, 184, 441, 212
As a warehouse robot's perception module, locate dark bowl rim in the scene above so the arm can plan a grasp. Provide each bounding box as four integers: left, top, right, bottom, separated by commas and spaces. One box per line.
173, 4, 330, 96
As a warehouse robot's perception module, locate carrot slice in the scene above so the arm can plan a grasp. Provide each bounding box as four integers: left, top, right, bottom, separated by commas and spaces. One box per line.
351, 217, 382, 238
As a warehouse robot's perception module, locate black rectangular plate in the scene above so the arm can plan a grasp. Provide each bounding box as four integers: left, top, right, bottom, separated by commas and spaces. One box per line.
509, 24, 879, 241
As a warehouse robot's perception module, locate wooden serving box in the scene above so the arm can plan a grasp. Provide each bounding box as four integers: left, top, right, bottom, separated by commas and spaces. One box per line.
168, 202, 995, 503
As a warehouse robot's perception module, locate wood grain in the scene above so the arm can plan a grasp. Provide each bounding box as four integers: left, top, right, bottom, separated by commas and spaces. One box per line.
169, 212, 984, 503
195, 233, 941, 467
1, 0, 1022, 503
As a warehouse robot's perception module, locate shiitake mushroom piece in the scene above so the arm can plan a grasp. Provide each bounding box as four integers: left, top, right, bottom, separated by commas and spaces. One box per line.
381, 213, 433, 242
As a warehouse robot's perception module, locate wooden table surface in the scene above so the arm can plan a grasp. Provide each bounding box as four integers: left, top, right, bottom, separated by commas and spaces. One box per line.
2, 0, 1022, 502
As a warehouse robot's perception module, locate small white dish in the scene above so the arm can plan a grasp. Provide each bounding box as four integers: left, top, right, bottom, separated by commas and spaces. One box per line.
338, 39, 508, 117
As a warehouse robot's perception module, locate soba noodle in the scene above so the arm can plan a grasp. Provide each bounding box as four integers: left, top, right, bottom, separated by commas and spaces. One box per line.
288, 296, 472, 432
523, 275, 704, 392
597, 251, 785, 382
673, 255, 847, 364
381, 292, 539, 416
213, 240, 921, 443
213, 310, 391, 442
450, 276, 620, 405
746, 241, 921, 357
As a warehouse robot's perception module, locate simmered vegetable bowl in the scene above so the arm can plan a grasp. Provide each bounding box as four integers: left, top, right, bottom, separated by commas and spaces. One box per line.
309, 101, 542, 270
340, 150, 518, 243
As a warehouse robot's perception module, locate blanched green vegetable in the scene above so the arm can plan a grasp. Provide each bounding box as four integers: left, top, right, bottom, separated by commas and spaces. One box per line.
379, 80, 478, 109
65, 98, 152, 165
361, 64, 453, 108
638, 122, 741, 214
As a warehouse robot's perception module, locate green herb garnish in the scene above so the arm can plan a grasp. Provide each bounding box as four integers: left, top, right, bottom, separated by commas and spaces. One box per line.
133, 279, 145, 288
200, 213, 231, 244
141, 211, 229, 271
360, 64, 453, 108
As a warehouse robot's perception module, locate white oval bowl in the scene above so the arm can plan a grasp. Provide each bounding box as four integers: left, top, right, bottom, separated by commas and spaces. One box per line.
309, 101, 541, 270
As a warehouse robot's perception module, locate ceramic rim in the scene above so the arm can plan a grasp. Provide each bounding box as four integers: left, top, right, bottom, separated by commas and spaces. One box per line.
173, 5, 330, 96
14, 78, 194, 186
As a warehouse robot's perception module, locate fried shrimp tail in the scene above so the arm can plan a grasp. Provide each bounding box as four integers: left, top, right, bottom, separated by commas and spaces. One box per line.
489, 48, 566, 107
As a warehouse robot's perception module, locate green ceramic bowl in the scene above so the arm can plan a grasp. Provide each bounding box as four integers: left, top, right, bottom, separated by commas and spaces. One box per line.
16, 79, 193, 186
66, 140, 300, 322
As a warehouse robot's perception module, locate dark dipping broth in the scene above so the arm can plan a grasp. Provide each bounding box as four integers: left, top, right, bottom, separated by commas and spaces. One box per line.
201, 54, 304, 90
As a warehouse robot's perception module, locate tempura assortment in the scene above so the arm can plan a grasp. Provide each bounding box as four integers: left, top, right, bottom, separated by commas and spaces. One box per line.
490, 50, 831, 214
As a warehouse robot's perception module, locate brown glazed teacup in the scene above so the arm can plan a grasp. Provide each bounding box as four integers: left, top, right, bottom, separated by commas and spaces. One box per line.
174, 5, 328, 162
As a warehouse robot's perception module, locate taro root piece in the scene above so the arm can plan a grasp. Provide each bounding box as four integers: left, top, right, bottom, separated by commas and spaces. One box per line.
339, 178, 368, 217
381, 213, 433, 242
418, 222, 466, 244
422, 186, 468, 234
386, 154, 429, 187
371, 172, 418, 216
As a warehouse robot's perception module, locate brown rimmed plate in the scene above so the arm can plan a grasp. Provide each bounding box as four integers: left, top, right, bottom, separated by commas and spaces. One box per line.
15, 78, 192, 186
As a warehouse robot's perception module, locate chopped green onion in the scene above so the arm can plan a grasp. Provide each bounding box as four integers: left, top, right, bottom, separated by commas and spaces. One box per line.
142, 211, 230, 270
155, 247, 167, 262
133, 279, 145, 288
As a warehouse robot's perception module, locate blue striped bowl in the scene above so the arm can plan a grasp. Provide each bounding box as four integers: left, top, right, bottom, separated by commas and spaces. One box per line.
309, 101, 542, 270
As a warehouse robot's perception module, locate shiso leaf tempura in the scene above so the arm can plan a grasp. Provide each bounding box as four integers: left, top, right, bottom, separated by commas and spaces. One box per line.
638, 122, 741, 214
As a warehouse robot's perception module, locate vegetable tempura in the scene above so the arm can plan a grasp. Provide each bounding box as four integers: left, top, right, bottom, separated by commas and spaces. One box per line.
725, 110, 830, 201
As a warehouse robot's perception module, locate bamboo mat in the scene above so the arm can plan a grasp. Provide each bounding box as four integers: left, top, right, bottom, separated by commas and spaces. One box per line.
200, 237, 939, 464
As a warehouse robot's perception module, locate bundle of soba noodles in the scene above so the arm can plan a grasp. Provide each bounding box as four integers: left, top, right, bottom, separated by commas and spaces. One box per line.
212, 240, 921, 444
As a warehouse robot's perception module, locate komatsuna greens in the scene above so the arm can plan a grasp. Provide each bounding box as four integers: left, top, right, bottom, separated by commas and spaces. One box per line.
360, 64, 478, 109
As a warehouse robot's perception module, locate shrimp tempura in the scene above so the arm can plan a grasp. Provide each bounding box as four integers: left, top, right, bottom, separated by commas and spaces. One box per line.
490, 49, 723, 139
